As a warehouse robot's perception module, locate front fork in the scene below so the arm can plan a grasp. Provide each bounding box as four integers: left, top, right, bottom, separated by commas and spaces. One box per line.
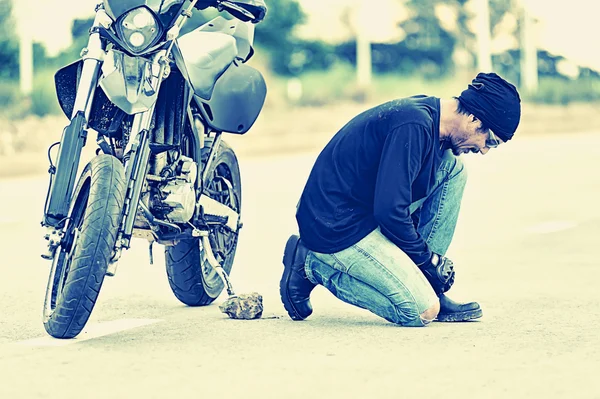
107, 51, 169, 274
42, 6, 112, 259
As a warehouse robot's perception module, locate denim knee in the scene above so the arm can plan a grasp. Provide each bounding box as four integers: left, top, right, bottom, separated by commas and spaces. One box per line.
387, 301, 428, 327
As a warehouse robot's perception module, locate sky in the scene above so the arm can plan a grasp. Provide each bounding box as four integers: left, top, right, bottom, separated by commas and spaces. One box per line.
14, 0, 600, 70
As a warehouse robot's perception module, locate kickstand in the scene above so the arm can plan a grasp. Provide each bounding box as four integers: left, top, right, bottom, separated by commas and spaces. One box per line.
148, 242, 154, 265
201, 234, 263, 320
201, 236, 235, 297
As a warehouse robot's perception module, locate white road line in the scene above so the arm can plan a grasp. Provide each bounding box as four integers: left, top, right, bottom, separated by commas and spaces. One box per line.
17, 319, 162, 347
525, 221, 578, 234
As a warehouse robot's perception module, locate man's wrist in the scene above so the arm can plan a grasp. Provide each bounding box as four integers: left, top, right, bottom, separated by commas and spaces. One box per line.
417, 252, 438, 268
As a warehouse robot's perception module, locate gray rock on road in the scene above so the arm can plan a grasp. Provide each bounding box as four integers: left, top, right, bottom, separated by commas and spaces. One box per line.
219, 292, 264, 320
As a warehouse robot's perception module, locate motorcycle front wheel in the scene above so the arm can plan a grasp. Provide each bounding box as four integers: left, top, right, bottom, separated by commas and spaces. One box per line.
165, 138, 241, 306
43, 155, 125, 338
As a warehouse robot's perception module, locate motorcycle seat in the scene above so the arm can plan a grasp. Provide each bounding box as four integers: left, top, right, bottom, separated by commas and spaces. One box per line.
177, 32, 238, 100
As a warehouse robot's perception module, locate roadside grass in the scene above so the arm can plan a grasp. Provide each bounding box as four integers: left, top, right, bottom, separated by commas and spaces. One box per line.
272, 65, 600, 106
526, 76, 600, 104
291, 63, 464, 105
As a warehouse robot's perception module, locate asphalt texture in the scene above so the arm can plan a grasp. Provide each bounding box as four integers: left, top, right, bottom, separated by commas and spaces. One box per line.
0, 130, 599, 399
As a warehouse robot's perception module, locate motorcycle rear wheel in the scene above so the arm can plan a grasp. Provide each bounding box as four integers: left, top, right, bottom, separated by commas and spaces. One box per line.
165, 139, 241, 306
43, 155, 125, 338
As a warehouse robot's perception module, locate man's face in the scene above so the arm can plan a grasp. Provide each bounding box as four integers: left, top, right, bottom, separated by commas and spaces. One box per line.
450, 115, 505, 156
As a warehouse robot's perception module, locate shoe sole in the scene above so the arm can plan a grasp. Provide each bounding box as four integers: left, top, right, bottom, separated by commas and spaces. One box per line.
280, 235, 306, 321
436, 308, 483, 322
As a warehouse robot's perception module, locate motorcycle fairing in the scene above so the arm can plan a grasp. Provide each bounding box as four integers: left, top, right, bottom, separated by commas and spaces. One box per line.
99, 49, 160, 114
54, 59, 82, 119
175, 15, 257, 101
195, 16, 255, 62
55, 60, 127, 134
194, 62, 266, 134
175, 32, 238, 101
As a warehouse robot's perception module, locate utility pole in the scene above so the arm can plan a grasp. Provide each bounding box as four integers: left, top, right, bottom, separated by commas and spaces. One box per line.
520, 2, 538, 94
15, 1, 33, 96
474, 0, 493, 73
355, 0, 372, 92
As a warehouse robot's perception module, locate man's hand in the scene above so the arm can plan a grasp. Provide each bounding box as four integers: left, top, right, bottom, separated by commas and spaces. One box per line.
418, 253, 455, 295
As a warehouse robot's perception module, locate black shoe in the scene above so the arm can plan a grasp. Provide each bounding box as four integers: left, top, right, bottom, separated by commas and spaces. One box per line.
436, 294, 483, 322
280, 235, 316, 321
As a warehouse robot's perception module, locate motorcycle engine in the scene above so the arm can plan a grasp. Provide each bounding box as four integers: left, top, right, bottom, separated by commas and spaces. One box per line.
153, 156, 198, 223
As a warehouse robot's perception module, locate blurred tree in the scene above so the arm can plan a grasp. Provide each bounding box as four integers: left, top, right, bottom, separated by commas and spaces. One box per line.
412, 0, 521, 72
33, 42, 49, 68
254, 0, 304, 50
254, 0, 335, 75
72, 18, 93, 40
489, 0, 515, 32
332, 0, 526, 77
0, 0, 19, 79
51, 17, 95, 67
491, 49, 600, 85
398, 0, 458, 76
335, 0, 470, 76
579, 67, 600, 80
464, 0, 518, 70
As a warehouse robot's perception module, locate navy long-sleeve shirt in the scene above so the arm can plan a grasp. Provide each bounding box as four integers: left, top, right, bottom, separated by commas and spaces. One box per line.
296, 96, 444, 265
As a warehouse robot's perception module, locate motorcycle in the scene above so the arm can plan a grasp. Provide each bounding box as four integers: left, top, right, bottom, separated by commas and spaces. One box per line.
40, 0, 267, 338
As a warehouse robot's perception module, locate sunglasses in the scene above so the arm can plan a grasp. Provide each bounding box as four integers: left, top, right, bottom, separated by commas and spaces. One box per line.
474, 116, 502, 149
486, 129, 501, 148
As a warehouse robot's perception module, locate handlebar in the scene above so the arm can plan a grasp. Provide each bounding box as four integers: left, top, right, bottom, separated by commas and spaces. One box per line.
218, 1, 256, 23
195, 0, 267, 24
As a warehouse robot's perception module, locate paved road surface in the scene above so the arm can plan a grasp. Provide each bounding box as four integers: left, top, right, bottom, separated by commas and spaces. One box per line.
0, 131, 599, 399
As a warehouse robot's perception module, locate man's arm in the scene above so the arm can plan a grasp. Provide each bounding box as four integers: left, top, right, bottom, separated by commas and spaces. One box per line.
373, 124, 432, 265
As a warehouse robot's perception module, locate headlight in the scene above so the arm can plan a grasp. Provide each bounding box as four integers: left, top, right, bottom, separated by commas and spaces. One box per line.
118, 7, 161, 54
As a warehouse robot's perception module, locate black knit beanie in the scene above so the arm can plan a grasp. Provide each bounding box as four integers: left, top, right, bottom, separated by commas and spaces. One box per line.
458, 72, 521, 142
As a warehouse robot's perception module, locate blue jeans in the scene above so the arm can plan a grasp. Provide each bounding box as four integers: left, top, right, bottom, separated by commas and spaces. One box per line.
304, 150, 467, 326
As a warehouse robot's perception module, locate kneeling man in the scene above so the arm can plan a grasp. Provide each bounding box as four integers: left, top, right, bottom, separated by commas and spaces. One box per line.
280, 72, 521, 326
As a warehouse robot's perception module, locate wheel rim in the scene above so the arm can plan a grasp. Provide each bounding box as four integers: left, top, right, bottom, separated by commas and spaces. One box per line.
43, 181, 90, 321
201, 162, 240, 297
